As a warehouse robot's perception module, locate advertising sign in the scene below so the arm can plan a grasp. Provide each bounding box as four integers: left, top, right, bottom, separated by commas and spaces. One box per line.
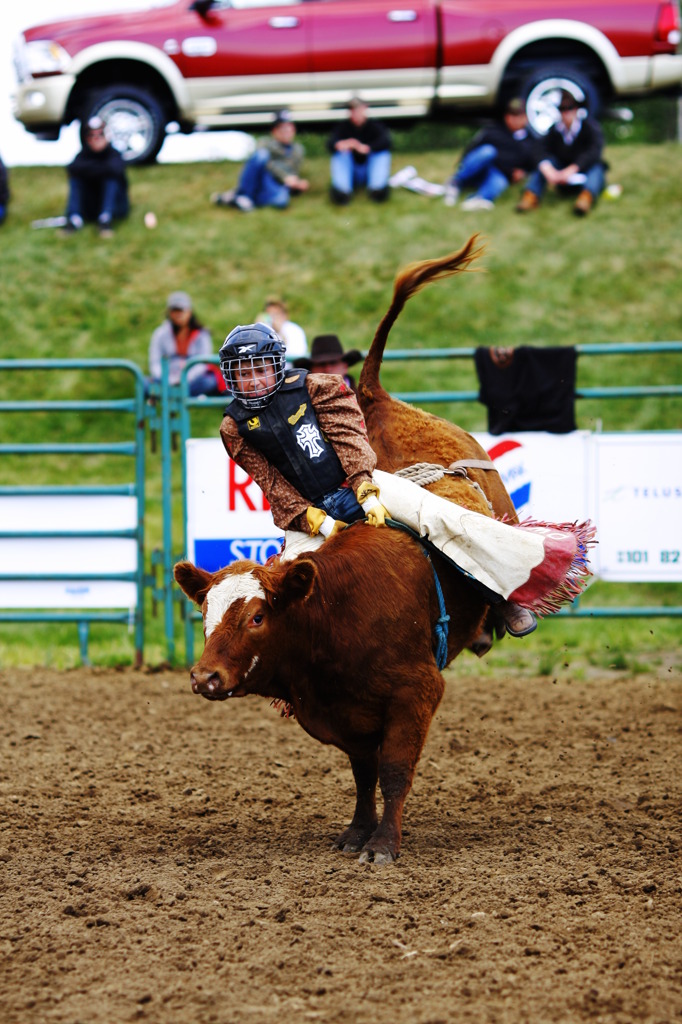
185, 438, 282, 571
592, 433, 682, 581
474, 430, 591, 522
185, 432, 682, 582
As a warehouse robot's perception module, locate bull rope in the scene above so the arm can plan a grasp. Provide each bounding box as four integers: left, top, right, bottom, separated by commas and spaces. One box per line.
395, 460, 496, 513
386, 519, 450, 670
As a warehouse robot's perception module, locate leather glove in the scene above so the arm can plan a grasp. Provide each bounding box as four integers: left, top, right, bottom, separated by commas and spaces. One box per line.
356, 481, 390, 528
306, 506, 346, 538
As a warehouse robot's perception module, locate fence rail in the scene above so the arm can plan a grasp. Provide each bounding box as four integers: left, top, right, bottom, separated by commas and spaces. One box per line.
0, 345, 680, 665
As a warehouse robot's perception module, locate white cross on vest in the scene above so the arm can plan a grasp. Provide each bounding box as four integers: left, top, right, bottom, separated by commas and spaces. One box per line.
296, 422, 324, 459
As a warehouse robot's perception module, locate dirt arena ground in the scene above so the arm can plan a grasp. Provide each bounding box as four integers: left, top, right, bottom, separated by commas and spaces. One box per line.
1, 661, 680, 1024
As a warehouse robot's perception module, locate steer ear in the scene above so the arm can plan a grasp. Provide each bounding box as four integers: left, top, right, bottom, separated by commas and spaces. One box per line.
174, 560, 214, 606
261, 558, 317, 610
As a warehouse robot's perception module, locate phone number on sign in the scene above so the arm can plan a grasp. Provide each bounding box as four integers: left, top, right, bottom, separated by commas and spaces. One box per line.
617, 550, 680, 563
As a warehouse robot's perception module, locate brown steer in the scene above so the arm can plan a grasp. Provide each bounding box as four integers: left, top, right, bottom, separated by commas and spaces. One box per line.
175, 523, 488, 863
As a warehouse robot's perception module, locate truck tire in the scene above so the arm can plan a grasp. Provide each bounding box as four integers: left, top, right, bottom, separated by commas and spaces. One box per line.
83, 85, 166, 164
518, 65, 601, 136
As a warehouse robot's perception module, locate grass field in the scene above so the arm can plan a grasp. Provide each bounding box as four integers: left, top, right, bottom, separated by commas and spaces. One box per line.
0, 127, 680, 670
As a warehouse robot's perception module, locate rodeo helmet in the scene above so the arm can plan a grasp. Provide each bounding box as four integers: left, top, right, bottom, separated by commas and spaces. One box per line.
219, 323, 287, 409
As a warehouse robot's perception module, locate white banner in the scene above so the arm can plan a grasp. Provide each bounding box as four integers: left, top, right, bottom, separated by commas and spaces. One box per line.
474, 431, 591, 522
185, 433, 682, 582
592, 433, 682, 581
0, 496, 138, 609
186, 438, 282, 571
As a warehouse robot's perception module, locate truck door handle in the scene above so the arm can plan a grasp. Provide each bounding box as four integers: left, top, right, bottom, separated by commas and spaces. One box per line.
387, 9, 418, 21
269, 16, 299, 28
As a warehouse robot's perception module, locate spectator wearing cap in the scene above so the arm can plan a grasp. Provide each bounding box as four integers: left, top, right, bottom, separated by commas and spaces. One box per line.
0, 152, 9, 225
62, 117, 129, 237
211, 110, 309, 212
293, 334, 363, 392
148, 291, 224, 396
443, 97, 540, 211
516, 90, 607, 216
327, 98, 392, 204
256, 297, 308, 364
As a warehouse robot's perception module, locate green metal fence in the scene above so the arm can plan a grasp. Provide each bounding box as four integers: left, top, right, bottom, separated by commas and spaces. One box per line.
1, 345, 679, 666
0, 359, 148, 665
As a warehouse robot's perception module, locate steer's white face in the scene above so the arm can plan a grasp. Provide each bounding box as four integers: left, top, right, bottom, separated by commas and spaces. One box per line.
204, 572, 265, 637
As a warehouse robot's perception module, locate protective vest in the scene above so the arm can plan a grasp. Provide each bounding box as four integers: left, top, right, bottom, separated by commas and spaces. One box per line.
224, 371, 347, 503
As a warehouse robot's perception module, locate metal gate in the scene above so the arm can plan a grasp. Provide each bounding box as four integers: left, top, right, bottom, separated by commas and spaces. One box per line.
0, 359, 148, 665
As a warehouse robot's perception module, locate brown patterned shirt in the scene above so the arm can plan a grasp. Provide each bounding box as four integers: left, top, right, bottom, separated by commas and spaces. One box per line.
219, 372, 376, 533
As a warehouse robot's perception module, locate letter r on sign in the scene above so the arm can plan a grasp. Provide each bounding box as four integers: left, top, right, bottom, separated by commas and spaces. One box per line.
228, 459, 270, 512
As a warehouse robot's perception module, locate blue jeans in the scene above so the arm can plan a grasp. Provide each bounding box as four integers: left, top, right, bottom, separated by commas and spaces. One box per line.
526, 160, 606, 200
330, 150, 392, 195
318, 484, 365, 524
237, 149, 292, 208
66, 175, 129, 223
451, 144, 510, 202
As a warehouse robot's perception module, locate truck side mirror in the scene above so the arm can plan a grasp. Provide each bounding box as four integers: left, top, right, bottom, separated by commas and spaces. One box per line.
190, 0, 217, 17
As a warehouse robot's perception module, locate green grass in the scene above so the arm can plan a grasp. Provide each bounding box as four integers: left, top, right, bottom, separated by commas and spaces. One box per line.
0, 129, 681, 669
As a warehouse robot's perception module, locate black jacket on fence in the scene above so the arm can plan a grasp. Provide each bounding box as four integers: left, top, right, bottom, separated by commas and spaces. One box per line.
474, 346, 578, 434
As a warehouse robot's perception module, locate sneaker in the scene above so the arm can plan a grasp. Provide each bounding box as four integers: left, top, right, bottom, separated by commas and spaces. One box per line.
573, 188, 594, 216
368, 186, 390, 203
233, 194, 255, 213
211, 189, 236, 206
461, 196, 494, 211
98, 215, 113, 237
388, 165, 417, 188
516, 190, 539, 213
330, 186, 351, 206
443, 183, 460, 207
59, 214, 83, 236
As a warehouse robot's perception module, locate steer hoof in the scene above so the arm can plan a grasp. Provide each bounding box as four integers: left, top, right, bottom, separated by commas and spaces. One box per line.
334, 824, 375, 852
358, 848, 396, 866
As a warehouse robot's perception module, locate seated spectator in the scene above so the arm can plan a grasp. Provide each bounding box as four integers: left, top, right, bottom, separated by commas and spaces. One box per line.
0, 153, 9, 225
327, 98, 392, 204
148, 291, 224, 396
62, 118, 129, 237
293, 334, 363, 392
211, 110, 308, 212
256, 297, 308, 364
516, 91, 607, 216
444, 97, 538, 211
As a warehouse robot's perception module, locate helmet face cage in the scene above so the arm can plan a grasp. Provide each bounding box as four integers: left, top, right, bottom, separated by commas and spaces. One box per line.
219, 324, 286, 409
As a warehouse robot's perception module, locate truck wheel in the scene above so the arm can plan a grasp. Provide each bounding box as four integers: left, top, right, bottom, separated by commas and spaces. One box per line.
84, 85, 166, 164
518, 65, 601, 136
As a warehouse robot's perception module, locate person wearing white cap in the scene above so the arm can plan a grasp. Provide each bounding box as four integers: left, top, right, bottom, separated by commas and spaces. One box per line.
148, 291, 223, 396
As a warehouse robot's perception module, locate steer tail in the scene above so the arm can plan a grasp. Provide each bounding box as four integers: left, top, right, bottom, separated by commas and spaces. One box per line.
359, 235, 485, 404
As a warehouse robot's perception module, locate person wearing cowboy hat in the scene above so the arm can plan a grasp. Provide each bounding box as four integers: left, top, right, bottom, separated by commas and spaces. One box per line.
293, 334, 363, 392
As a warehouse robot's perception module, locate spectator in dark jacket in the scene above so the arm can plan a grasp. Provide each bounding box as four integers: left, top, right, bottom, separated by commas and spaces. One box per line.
327, 98, 392, 204
62, 117, 129, 236
516, 91, 606, 216
443, 97, 539, 211
0, 153, 9, 225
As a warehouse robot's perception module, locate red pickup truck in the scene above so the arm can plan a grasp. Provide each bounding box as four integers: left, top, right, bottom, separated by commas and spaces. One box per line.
12, 0, 682, 163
